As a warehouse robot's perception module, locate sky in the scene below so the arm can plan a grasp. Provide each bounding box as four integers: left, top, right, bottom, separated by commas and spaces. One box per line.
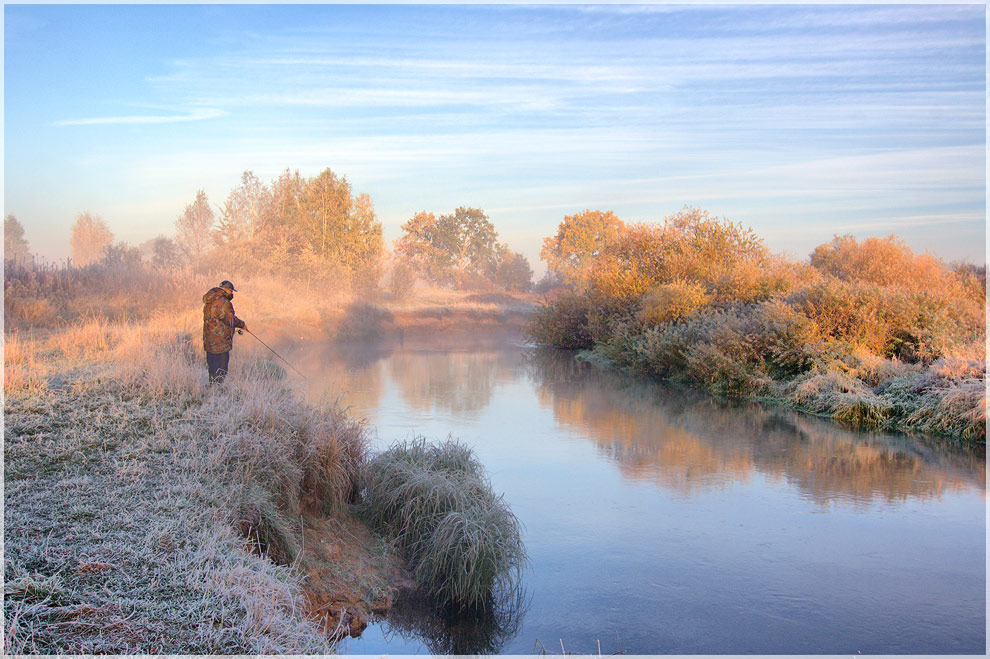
3, 2, 987, 271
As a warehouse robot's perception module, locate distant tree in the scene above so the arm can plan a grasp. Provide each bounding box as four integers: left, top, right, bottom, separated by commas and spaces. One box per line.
291, 168, 385, 285
394, 211, 451, 284
70, 211, 114, 266
100, 242, 142, 268
540, 209, 625, 290
175, 190, 215, 265
217, 171, 271, 244
298, 168, 352, 258
396, 207, 502, 288
4, 214, 33, 266
495, 250, 534, 292
148, 235, 182, 270
345, 192, 386, 289
213, 167, 384, 287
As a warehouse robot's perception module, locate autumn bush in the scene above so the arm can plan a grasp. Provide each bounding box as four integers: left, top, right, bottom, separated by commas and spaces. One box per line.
530, 207, 987, 442
526, 292, 596, 349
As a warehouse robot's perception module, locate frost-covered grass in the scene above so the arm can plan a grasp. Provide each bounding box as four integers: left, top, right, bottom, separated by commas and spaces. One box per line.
3, 316, 367, 653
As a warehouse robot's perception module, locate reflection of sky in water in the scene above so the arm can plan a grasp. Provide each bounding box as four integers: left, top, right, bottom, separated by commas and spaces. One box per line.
284, 335, 985, 655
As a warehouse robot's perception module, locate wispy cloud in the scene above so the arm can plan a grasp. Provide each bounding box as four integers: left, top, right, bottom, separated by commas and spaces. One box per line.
55, 107, 225, 127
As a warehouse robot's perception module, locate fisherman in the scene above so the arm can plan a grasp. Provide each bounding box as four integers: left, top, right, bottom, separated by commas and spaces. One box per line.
202, 280, 247, 385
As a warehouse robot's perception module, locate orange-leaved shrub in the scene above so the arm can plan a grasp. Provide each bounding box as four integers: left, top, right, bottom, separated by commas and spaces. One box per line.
530, 208, 987, 441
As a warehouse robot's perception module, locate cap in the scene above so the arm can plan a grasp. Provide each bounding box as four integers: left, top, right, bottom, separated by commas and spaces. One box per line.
219, 280, 237, 292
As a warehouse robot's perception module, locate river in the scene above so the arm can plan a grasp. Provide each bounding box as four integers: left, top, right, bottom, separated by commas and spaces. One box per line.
282, 331, 986, 655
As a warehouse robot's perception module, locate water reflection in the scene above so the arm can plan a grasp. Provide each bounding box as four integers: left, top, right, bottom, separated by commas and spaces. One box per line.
377, 587, 530, 655
289, 334, 984, 654
290, 332, 522, 417
291, 337, 984, 505
526, 349, 985, 504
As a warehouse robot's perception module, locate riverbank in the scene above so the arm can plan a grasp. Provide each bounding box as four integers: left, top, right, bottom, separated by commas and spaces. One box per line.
3, 279, 535, 653
3, 317, 399, 653
528, 211, 986, 444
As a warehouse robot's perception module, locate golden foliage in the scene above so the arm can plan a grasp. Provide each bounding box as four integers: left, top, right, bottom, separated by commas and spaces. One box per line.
540, 209, 625, 289
637, 280, 710, 325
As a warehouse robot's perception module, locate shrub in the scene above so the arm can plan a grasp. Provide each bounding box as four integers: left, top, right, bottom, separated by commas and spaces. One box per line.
789, 279, 982, 362
629, 301, 820, 395
528, 209, 986, 441
361, 437, 526, 609
811, 234, 955, 293
386, 259, 418, 302
783, 370, 893, 428
637, 280, 710, 326
586, 208, 769, 307
526, 293, 595, 349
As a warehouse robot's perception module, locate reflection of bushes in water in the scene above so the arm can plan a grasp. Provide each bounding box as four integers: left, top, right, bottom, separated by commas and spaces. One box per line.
361, 438, 527, 609
379, 585, 529, 655
523, 347, 985, 503
387, 350, 520, 415
326, 338, 396, 371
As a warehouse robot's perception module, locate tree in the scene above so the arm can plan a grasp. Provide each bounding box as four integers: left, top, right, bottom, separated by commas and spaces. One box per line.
4, 214, 32, 266
217, 171, 271, 244
175, 190, 215, 265
540, 209, 625, 290
70, 211, 114, 266
298, 168, 353, 259
148, 235, 182, 270
270, 168, 307, 229
345, 192, 386, 289
395, 207, 502, 288
394, 211, 451, 284
496, 250, 533, 292
101, 242, 142, 268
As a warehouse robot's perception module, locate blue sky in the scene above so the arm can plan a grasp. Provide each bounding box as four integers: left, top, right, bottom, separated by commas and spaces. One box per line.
4, 2, 986, 269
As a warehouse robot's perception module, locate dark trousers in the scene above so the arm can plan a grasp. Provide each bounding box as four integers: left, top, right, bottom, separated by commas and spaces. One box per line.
206, 351, 230, 385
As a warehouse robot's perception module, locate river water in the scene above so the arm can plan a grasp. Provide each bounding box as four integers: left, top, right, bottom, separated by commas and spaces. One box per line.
283, 332, 986, 655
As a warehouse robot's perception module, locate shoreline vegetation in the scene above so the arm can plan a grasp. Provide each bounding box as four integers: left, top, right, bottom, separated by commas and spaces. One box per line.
528, 207, 986, 444
3, 260, 534, 652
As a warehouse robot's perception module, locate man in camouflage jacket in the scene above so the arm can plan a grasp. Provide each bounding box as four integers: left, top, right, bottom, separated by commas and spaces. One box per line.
203, 280, 247, 384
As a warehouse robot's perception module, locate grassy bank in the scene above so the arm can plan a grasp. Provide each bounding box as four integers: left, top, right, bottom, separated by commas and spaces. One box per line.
4, 270, 531, 652
3, 316, 389, 652
529, 209, 986, 443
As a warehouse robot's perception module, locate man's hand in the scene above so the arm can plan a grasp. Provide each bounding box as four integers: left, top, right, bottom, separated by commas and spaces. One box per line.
237, 329, 244, 335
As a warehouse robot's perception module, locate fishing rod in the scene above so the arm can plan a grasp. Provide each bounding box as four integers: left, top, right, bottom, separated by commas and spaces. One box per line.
240, 328, 309, 381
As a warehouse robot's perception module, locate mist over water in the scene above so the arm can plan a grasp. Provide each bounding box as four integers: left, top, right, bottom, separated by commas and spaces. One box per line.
284, 332, 985, 655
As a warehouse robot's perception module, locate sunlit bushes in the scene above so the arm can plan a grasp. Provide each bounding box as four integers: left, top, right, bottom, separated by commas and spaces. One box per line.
584, 208, 770, 305
361, 437, 526, 609
530, 207, 986, 441
526, 292, 596, 349
788, 279, 981, 362
626, 301, 820, 396
637, 280, 709, 325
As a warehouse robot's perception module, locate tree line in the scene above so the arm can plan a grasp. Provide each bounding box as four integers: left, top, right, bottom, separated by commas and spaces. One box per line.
5, 167, 535, 294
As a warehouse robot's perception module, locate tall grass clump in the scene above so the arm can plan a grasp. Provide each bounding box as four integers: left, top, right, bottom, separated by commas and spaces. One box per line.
361, 437, 526, 609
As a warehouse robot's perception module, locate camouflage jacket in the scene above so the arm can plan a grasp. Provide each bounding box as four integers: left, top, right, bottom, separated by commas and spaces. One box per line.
202, 287, 245, 354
